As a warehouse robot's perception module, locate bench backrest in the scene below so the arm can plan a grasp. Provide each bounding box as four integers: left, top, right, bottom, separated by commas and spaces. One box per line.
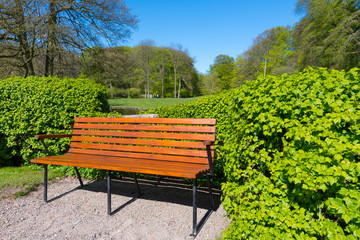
68, 117, 216, 166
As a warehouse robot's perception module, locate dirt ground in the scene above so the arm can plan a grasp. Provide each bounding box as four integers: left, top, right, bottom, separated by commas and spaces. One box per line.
0, 176, 230, 240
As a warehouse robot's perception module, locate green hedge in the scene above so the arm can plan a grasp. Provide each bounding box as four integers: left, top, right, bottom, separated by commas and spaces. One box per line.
149, 68, 360, 239
221, 68, 360, 239
0, 76, 109, 166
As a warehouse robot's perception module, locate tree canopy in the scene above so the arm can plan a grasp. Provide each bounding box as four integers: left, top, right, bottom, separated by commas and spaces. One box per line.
295, 0, 360, 70
0, 0, 138, 78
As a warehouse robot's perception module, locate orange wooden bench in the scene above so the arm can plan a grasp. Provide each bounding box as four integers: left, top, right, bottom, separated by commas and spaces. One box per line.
30, 117, 216, 237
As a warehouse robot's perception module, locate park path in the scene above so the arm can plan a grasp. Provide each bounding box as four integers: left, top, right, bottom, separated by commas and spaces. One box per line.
0, 176, 230, 240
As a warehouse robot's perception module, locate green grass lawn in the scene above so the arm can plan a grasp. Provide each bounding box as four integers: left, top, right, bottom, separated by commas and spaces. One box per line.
108, 97, 201, 109
0, 165, 65, 198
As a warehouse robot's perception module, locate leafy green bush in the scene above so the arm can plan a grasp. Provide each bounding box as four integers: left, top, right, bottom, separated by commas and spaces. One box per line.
150, 68, 360, 239
222, 68, 360, 239
0, 76, 110, 166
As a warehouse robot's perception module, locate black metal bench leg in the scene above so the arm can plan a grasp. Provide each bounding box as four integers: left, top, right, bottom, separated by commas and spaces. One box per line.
107, 170, 111, 215
74, 167, 84, 187
132, 173, 142, 197
44, 164, 48, 202
190, 178, 197, 238
207, 173, 214, 209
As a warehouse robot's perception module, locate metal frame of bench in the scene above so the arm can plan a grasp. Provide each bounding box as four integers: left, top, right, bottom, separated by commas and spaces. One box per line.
31, 117, 216, 238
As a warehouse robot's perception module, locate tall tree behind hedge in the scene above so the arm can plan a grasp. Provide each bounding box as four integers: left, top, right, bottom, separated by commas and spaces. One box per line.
80, 46, 136, 97
135, 40, 156, 98
44, 0, 138, 76
0, 0, 138, 78
154, 47, 169, 98
209, 54, 235, 91
0, 0, 43, 77
295, 0, 360, 70
238, 26, 295, 80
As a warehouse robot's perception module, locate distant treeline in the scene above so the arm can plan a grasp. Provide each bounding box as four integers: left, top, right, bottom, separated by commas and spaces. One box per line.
80, 43, 202, 98
204, 0, 360, 95
1, 0, 358, 98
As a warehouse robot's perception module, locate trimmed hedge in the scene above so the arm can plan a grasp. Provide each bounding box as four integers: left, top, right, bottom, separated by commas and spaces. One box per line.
221, 68, 360, 239
149, 68, 360, 239
0, 76, 109, 166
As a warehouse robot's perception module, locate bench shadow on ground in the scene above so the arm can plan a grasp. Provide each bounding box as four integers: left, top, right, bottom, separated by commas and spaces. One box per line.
47, 176, 222, 237
48, 176, 222, 210
90, 177, 221, 211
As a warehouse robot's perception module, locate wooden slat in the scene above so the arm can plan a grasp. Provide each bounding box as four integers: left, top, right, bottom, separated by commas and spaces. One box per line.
70, 142, 212, 158
31, 154, 209, 178
75, 117, 216, 125
68, 148, 210, 164
31, 159, 202, 178
73, 123, 216, 133
36, 153, 206, 171
72, 129, 215, 141
71, 136, 214, 149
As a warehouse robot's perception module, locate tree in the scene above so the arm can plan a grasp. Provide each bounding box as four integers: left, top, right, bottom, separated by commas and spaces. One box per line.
169, 44, 183, 98
80, 46, 135, 98
210, 54, 235, 91
177, 50, 195, 98
154, 47, 169, 98
294, 0, 360, 70
135, 40, 155, 98
0, 0, 138, 77
43, 0, 138, 76
200, 72, 218, 95
237, 26, 295, 80
0, 0, 43, 77
232, 55, 246, 86
262, 26, 295, 76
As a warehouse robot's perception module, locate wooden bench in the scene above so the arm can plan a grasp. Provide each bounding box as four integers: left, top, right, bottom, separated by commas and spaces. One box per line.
30, 117, 216, 237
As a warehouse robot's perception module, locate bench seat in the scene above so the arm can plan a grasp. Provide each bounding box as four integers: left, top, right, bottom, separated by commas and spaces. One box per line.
32, 153, 210, 179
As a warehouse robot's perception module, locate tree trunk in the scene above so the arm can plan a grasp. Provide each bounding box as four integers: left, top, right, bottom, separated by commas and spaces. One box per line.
109, 81, 113, 98
177, 76, 181, 98
263, 58, 267, 79
144, 75, 147, 98
15, 0, 35, 77
161, 70, 164, 98
174, 67, 177, 98
147, 66, 150, 98
45, 0, 57, 76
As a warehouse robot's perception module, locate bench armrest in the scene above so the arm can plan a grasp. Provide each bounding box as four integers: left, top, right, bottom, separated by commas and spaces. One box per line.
35, 134, 72, 139
35, 134, 72, 156
203, 140, 214, 146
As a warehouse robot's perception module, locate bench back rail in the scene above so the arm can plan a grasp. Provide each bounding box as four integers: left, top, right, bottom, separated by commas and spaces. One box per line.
69, 117, 216, 168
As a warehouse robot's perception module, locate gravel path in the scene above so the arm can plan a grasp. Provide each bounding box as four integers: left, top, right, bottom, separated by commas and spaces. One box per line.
0, 176, 230, 240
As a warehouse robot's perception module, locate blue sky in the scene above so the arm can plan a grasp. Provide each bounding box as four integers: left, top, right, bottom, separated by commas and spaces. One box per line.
125, 0, 301, 74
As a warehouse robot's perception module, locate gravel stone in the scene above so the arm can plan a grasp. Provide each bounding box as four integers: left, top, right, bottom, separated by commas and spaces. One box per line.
0, 177, 230, 240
